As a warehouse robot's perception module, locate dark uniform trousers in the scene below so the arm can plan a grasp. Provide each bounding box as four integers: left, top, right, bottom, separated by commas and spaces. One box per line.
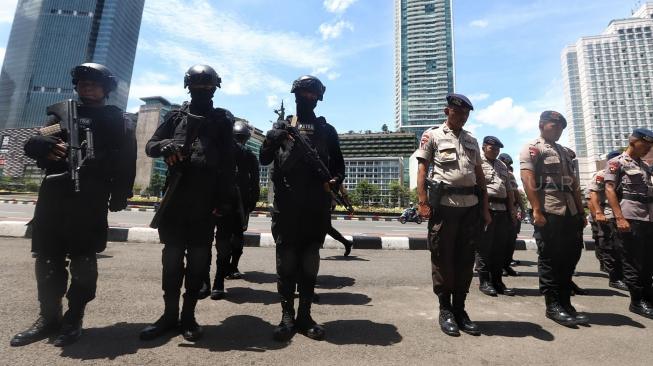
594, 220, 623, 282
429, 205, 480, 296
477, 210, 511, 282
504, 219, 521, 269
276, 241, 321, 301
158, 213, 214, 302
534, 212, 583, 296
212, 213, 243, 280
619, 220, 653, 294
590, 221, 606, 267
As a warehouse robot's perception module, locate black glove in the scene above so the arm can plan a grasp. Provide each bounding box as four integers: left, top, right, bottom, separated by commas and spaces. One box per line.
159, 139, 181, 158
265, 128, 288, 147
109, 196, 128, 212
24, 135, 60, 160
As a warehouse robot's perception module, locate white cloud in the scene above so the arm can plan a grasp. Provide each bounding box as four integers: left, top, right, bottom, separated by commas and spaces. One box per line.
0, 0, 17, 23
474, 97, 540, 133
319, 20, 354, 40
140, 0, 334, 97
323, 0, 358, 13
470, 19, 489, 28
327, 71, 341, 80
266, 95, 280, 108
469, 93, 490, 102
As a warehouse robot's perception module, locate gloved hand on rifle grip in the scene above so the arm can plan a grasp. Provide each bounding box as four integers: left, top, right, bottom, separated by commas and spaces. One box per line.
266, 128, 289, 147
109, 196, 128, 212
160, 139, 184, 166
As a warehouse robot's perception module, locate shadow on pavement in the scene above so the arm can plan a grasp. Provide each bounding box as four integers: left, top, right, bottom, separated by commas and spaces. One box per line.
513, 260, 536, 267
574, 271, 609, 279
477, 321, 554, 341
223, 287, 279, 305
241, 271, 276, 284
179, 315, 289, 352
59, 322, 177, 360
586, 312, 646, 328
314, 292, 372, 306
322, 320, 402, 346
322, 255, 370, 262
316, 275, 355, 289
96, 254, 113, 259
581, 288, 628, 297
512, 288, 542, 297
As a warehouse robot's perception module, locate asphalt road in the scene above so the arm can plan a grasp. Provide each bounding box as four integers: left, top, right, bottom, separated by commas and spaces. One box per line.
0, 202, 594, 239
1, 238, 651, 365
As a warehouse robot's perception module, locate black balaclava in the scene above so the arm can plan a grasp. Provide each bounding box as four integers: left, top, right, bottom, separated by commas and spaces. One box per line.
190, 88, 215, 113
295, 94, 317, 121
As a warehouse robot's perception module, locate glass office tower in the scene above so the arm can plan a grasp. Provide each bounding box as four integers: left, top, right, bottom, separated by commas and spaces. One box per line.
0, 0, 145, 129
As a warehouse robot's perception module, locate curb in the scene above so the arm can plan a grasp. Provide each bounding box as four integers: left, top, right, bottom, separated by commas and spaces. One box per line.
0, 221, 595, 251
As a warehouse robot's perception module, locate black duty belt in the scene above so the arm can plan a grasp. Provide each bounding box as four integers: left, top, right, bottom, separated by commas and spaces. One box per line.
543, 182, 574, 193
443, 186, 476, 195
488, 197, 508, 204
623, 193, 653, 203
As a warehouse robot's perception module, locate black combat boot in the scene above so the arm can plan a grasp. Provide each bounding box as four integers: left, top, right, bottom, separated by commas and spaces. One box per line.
503, 266, 519, 276
560, 291, 589, 325
295, 297, 325, 340
53, 303, 85, 347
544, 293, 576, 327
629, 288, 653, 319
437, 293, 459, 337
198, 277, 211, 300
273, 298, 296, 342
608, 279, 628, 291
180, 297, 203, 342
140, 294, 180, 341
210, 275, 226, 300
227, 254, 243, 279
479, 273, 497, 296
10, 301, 63, 347
343, 240, 353, 257
452, 293, 480, 336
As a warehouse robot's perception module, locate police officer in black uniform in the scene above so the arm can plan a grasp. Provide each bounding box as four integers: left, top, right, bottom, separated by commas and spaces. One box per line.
11, 63, 136, 347
140, 65, 235, 342
208, 120, 260, 300
260, 75, 345, 342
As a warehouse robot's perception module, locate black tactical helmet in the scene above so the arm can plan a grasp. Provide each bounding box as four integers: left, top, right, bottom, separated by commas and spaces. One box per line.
71, 63, 117, 94
498, 153, 513, 166
290, 75, 326, 101
184, 64, 221, 89
233, 120, 251, 140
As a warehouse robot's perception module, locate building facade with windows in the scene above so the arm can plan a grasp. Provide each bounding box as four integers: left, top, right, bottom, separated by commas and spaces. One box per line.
0, 0, 145, 130
394, 0, 455, 139
562, 3, 653, 187
0, 127, 40, 179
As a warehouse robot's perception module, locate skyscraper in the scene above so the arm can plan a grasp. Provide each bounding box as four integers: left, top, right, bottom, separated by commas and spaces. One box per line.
562, 2, 653, 187
0, 0, 145, 129
394, 0, 455, 138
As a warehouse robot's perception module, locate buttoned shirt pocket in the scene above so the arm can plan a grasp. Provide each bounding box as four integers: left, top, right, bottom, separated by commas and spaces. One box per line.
435, 140, 457, 163
462, 140, 479, 166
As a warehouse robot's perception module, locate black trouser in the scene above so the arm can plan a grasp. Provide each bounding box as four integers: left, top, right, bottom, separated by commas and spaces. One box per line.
34, 253, 98, 320
327, 224, 350, 247
534, 212, 583, 296
477, 210, 510, 284
503, 219, 520, 269
161, 245, 211, 303
595, 220, 623, 282
428, 205, 480, 296
619, 220, 653, 293
276, 241, 321, 303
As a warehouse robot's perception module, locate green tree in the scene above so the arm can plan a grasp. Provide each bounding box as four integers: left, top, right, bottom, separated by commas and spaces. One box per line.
381, 124, 389, 133
355, 180, 381, 207
389, 181, 410, 207
148, 172, 165, 197
259, 186, 269, 204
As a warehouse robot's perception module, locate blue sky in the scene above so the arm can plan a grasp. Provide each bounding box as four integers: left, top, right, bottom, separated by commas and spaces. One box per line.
0, 0, 639, 161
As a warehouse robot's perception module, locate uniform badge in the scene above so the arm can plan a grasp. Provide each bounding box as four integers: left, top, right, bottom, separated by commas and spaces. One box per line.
608, 161, 619, 174
420, 132, 430, 149
528, 146, 540, 159
596, 175, 604, 183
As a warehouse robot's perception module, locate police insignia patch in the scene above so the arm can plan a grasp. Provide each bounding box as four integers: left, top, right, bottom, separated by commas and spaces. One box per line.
596, 175, 604, 183
608, 161, 619, 173
420, 133, 430, 149
529, 146, 539, 158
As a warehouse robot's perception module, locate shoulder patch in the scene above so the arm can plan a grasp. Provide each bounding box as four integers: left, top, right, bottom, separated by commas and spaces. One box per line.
608, 160, 620, 174
596, 175, 604, 183
419, 130, 431, 149
529, 146, 540, 159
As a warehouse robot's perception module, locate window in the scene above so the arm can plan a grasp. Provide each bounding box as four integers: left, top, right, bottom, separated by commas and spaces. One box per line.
424, 3, 435, 13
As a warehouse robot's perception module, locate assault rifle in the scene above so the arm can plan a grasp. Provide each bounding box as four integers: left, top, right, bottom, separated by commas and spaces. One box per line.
41, 100, 94, 192
150, 109, 206, 228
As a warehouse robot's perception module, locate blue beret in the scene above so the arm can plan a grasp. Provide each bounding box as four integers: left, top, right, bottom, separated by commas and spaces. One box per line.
498, 153, 513, 165
539, 111, 567, 128
606, 151, 621, 160
632, 128, 653, 143
446, 93, 474, 110
483, 135, 504, 148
